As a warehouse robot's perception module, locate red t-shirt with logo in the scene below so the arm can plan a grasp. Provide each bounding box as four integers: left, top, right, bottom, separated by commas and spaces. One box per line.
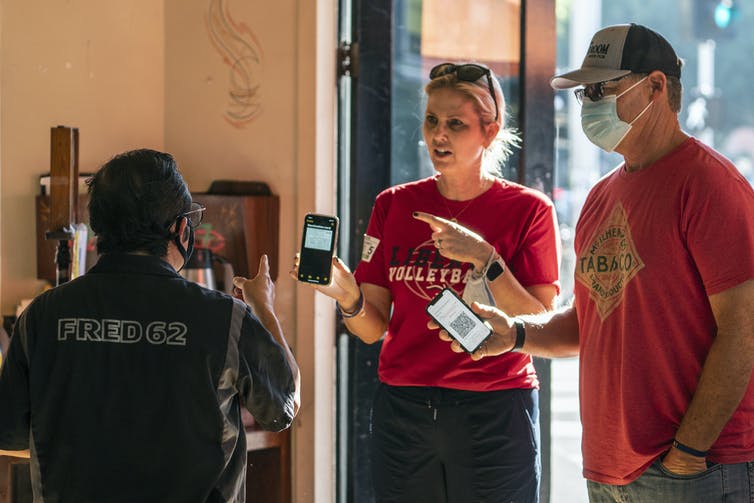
354, 176, 560, 391
574, 138, 754, 484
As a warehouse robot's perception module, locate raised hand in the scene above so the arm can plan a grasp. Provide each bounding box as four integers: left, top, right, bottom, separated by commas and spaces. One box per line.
413, 211, 494, 270
233, 254, 276, 313
290, 255, 361, 310
430, 301, 515, 360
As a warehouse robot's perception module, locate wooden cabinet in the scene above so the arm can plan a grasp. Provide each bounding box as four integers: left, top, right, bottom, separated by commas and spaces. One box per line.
1, 430, 291, 503
191, 193, 280, 281
0, 454, 31, 503
246, 429, 291, 503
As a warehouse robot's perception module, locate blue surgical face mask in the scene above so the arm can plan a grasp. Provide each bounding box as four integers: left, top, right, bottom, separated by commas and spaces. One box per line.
580, 76, 652, 152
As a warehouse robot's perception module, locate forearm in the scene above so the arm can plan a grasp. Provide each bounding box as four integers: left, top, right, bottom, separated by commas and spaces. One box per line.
255, 306, 301, 415
671, 279, 754, 463
481, 305, 580, 359
335, 283, 391, 344
342, 303, 389, 344
675, 328, 754, 452
488, 273, 550, 316
477, 245, 555, 316
517, 306, 580, 358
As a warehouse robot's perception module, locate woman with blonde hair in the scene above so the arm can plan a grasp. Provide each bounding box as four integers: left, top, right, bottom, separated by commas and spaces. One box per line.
295, 62, 560, 502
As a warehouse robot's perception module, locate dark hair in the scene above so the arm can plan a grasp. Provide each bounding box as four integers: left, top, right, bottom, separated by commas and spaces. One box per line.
87, 149, 191, 256
666, 75, 683, 113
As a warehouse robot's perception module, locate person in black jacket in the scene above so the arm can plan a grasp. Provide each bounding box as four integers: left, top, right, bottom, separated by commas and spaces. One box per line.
0, 324, 8, 365
0, 148, 300, 503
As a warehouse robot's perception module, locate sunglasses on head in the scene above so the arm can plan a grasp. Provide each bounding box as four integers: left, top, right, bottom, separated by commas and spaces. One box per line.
429, 63, 499, 122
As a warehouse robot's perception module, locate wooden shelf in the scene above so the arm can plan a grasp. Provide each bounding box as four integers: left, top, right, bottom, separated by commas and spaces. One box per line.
0, 456, 31, 503
35, 192, 280, 284
245, 429, 284, 451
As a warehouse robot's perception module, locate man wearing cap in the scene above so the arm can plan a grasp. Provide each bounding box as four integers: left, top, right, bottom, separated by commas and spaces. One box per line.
436, 23, 754, 500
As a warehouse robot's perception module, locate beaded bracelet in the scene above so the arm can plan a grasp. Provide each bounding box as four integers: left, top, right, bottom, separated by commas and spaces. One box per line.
336, 289, 365, 319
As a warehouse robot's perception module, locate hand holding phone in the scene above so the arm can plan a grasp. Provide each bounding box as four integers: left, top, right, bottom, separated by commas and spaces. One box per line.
297, 213, 339, 285
426, 288, 492, 353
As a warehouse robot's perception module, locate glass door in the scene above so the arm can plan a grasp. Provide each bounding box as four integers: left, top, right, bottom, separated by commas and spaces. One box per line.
391, 0, 522, 185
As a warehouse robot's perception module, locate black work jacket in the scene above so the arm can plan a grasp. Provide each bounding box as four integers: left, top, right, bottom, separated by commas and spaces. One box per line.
0, 253, 296, 502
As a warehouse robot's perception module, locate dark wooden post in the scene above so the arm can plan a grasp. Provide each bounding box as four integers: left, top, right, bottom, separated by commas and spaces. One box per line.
45, 126, 79, 286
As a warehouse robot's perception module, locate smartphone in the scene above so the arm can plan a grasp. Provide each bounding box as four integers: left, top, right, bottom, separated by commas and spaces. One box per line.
297, 213, 339, 285
426, 288, 492, 353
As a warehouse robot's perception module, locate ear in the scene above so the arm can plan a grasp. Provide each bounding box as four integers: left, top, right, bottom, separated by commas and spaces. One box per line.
170, 216, 190, 245
483, 121, 500, 149
648, 71, 666, 98
169, 216, 189, 240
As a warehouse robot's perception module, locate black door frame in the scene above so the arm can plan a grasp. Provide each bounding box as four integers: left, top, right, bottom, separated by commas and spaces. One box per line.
338, 1, 556, 501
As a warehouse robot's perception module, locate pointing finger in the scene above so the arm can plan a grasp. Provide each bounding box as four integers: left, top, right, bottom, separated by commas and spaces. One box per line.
412, 211, 451, 231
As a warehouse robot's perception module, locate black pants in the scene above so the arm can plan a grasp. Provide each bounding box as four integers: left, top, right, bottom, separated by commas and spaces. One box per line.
370, 384, 540, 503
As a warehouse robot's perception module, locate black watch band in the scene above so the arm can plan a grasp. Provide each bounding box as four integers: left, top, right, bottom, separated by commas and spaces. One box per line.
485, 258, 505, 282
511, 320, 526, 352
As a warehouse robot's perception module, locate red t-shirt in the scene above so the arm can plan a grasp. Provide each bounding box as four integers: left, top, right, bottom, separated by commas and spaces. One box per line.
354, 176, 561, 391
574, 138, 754, 484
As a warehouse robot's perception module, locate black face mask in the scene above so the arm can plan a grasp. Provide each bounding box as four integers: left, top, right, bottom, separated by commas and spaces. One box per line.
173, 217, 195, 272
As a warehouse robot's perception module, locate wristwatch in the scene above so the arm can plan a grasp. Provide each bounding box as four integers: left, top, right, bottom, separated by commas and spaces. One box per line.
485, 256, 505, 282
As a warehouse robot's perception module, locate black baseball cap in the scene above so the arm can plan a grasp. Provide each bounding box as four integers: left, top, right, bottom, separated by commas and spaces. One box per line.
551, 23, 682, 89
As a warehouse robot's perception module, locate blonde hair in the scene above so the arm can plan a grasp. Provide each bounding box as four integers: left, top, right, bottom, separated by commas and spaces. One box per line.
424, 64, 520, 176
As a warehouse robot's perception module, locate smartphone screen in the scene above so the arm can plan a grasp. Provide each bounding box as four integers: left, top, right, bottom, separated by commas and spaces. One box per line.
426, 288, 492, 353
297, 213, 339, 285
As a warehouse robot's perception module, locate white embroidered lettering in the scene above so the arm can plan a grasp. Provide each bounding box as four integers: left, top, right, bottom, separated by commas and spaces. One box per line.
56, 318, 186, 346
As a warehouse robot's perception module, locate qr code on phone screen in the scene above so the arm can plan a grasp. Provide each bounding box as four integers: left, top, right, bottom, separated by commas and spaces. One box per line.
450, 312, 475, 339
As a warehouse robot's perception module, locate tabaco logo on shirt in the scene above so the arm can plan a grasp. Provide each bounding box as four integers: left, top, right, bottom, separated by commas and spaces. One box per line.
575, 203, 644, 320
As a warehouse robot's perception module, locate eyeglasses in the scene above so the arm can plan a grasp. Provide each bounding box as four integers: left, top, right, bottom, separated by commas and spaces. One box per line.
573, 75, 632, 104
429, 63, 499, 122
181, 202, 206, 227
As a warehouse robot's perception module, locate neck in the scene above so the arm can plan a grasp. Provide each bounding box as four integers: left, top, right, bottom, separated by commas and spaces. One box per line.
165, 241, 185, 272
619, 111, 688, 172
436, 172, 494, 200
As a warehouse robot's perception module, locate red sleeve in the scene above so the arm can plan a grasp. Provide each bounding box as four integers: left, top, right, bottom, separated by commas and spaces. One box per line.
509, 196, 562, 293
684, 158, 754, 295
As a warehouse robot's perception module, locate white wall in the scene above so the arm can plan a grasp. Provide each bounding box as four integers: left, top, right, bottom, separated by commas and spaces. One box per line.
0, 0, 165, 315
0, 0, 336, 500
